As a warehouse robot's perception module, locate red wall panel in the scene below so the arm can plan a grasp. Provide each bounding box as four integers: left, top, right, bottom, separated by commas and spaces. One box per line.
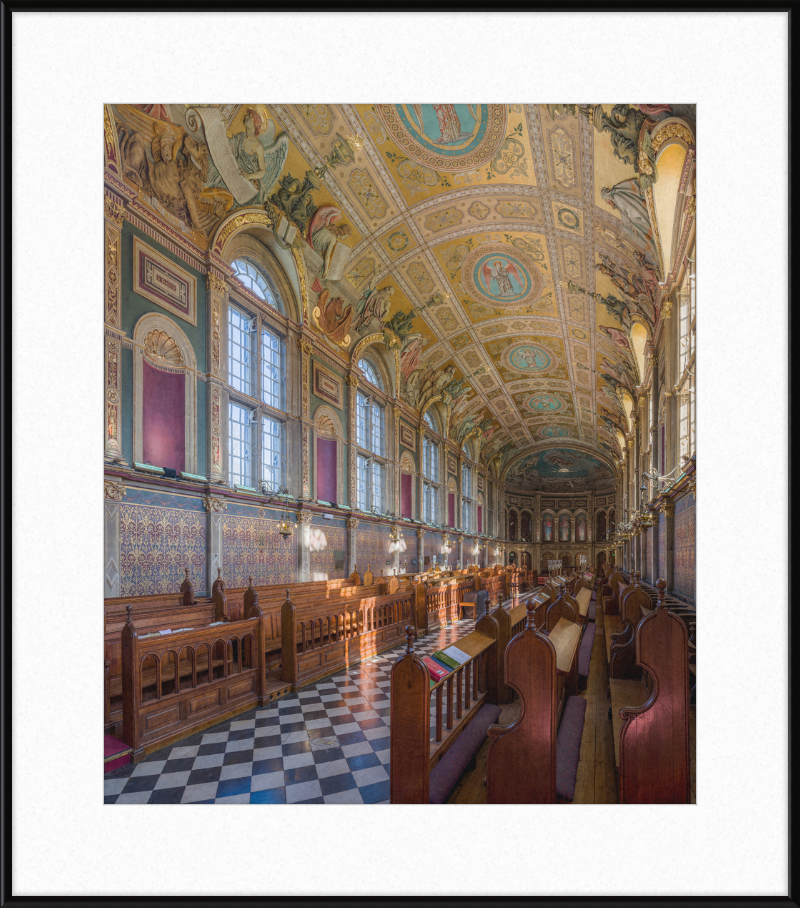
401, 473, 412, 519
448, 493, 455, 528
143, 361, 185, 472
316, 437, 337, 504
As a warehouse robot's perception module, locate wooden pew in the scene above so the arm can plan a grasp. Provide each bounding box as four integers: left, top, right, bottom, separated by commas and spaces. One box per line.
600, 569, 626, 616
608, 573, 653, 679
121, 599, 267, 761
609, 579, 691, 803
389, 616, 502, 804
106, 569, 390, 735
280, 586, 414, 691
486, 599, 585, 803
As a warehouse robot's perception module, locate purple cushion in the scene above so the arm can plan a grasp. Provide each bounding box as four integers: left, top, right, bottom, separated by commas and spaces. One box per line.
587, 601, 597, 622
555, 696, 586, 802
429, 703, 502, 804
578, 622, 596, 678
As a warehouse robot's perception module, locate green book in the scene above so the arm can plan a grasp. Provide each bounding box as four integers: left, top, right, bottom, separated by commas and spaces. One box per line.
432, 650, 460, 671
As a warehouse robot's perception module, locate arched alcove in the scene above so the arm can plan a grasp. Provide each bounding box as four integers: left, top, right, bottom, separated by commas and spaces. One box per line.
133, 313, 198, 473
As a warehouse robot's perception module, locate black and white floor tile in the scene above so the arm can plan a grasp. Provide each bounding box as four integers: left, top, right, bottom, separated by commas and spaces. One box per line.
105, 619, 476, 805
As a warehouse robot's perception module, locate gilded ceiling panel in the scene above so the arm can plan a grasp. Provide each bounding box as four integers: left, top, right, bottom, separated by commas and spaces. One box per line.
108, 100, 695, 489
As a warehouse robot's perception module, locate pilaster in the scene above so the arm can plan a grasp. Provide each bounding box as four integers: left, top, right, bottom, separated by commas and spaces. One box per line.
104, 480, 126, 597
204, 495, 228, 591
416, 528, 425, 572
297, 509, 314, 582
346, 373, 360, 507
297, 338, 313, 500
104, 195, 127, 464
346, 516, 359, 574
206, 270, 228, 483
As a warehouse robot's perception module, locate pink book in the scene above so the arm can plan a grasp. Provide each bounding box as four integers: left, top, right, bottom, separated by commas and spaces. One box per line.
422, 656, 449, 682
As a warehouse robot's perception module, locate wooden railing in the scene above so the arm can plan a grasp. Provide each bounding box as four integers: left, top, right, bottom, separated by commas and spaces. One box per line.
121, 601, 266, 761
389, 612, 500, 804
281, 589, 414, 690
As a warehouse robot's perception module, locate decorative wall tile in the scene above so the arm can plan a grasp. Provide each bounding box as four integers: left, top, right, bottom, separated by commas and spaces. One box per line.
222, 514, 296, 588
308, 516, 347, 581
119, 501, 207, 596
356, 523, 393, 575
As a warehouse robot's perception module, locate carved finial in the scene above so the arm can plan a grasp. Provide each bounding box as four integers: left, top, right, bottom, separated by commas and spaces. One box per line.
367, 564, 371, 572
405, 625, 415, 654
126, 604, 133, 625
248, 576, 253, 587
285, 588, 291, 601
656, 578, 666, 607
525, 599, 536, 630
217, 567, 222, 579
185, 567, 189, 580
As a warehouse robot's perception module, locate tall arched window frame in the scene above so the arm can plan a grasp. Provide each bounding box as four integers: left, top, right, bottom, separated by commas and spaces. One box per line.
677, 244, 696, 463
355, 356, 386, 513
226, 264, 288, 491
461, 460, 473, 532
422, 410, 441, 525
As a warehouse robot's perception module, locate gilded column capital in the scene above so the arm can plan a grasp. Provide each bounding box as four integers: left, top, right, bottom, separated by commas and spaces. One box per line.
103, 197, 125, 227
203, 496, 228, 513
296, 337, 313, 356
661, 299, 673, 320
206, 272, 228, 296
346, 516, 359, 530
345, 373, 360, 388
416, 528, 426, 538
297, 509, 314, 526
104, 480, 126, 501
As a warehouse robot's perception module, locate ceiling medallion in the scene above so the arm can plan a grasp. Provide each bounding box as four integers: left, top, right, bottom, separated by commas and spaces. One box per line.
539, 425, 572, 439
524, 392, 565, 413
461, 243, 545, 311
500, 341, 555, 376
378, 104, 506, 173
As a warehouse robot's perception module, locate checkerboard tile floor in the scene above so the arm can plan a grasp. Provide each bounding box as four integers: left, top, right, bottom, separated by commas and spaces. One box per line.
105, 618, 476, 805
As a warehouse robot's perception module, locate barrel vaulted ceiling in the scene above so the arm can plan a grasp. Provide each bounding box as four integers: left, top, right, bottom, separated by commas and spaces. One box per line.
107, 103, 697, 494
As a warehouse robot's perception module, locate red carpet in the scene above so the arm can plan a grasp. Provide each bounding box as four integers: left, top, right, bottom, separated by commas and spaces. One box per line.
104, 735, 132, 774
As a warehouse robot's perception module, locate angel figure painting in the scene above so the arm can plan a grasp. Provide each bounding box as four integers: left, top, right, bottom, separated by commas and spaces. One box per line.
205, 107, 289, 208
482, 259, 523, 299
352, 275, 395, 335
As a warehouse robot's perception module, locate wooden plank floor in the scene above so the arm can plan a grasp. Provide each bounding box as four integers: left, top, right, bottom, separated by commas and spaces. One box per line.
450, 602, 696, 804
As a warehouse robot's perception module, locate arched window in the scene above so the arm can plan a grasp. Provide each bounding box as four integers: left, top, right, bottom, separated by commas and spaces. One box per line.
422, 432, 440, 524
231, 258, 283, 312
358, 357, 383, 391
227, 264, 287, 490
423, 411, 436, 433
677, 244, 696, 462
356, 357, 386, 513
461, 462, 473, 532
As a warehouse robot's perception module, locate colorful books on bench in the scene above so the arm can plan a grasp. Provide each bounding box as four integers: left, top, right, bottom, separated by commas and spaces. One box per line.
440, 645, 471, 666
432, 646, 471, 671
422, 656, 451, 683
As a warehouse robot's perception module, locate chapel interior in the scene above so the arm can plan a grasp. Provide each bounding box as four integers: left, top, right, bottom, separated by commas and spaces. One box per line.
103, 102, 696, 805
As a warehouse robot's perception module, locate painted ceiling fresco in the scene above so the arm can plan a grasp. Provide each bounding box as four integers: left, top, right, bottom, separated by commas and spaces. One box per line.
505, 448, 614, 492
108, 102, 696, 492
